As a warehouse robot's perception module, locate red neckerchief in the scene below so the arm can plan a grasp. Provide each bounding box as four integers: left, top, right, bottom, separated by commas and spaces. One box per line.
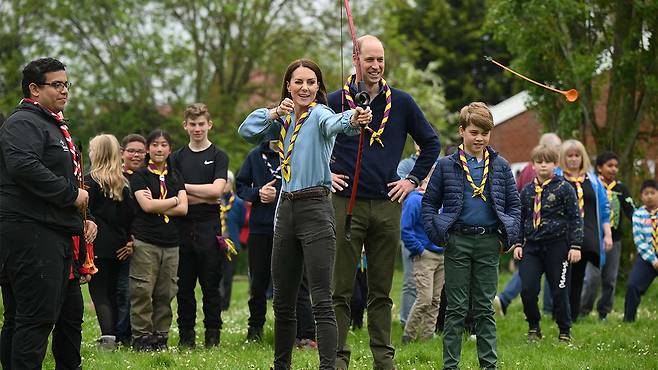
21, 98, 82, 182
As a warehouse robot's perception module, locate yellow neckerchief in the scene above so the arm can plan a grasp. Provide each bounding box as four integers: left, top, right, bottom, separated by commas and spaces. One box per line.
650, 209, 658, 253
342, 75, 392, 147
147, 159, 169, 223
219, 192, 238, 261
532, 177, 553, 229
122, 163, 133, 175
277, 102, 316, 181
564, 172, 585, 218
458, 144, 489, 201
600, 176, 618, 227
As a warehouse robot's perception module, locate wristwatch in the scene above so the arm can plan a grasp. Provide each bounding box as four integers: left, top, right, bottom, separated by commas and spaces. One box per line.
406, 176, 419, 187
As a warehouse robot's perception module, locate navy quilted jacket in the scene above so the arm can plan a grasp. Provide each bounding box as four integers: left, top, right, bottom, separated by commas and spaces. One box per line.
421, 147, 521, 248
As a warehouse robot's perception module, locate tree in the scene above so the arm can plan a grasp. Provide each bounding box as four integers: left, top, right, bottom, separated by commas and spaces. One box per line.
487, 0, 658, 185
383, 0, 516, 113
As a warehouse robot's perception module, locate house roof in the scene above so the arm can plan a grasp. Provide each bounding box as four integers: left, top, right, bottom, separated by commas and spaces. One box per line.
490, 90, 530, 126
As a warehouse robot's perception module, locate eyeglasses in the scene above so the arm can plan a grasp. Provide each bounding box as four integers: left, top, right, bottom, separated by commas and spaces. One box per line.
124, 149, 146, 155
40, 81, 72, 92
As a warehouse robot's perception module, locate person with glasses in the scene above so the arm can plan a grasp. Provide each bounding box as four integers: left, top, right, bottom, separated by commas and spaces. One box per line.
115, 133, 147, 346
0, 57, 97, 369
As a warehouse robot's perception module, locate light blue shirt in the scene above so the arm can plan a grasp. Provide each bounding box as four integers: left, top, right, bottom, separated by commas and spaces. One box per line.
457, 152, 498, 226
238, 105, 359, 193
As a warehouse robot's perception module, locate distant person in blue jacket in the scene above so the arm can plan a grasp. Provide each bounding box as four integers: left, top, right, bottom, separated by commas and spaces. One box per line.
401, 168, 444, 344
422, 102, 521, 370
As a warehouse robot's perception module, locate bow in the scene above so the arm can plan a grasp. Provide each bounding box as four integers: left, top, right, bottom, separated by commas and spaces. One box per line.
342, 0, 369, 241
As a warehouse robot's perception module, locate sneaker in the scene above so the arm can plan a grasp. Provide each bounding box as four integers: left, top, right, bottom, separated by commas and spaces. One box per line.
205, 329, 220, 348
527, 328, 543, 342
467, 334, 477, 342
96, 335, 118, 351
132, 335, 154, 352
178, 328, 196, 348
493, 296, 505, 317
401, 334, 412, 345
246, 326, 263, 342
153, 333, 169, 351
558, 332, 572, 342
295, 338, 317, 350
598, 313, 608, 321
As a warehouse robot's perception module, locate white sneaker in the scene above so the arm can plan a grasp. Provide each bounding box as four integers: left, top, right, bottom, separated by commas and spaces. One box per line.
493, 295, 505, 317
97, 335, 118, 351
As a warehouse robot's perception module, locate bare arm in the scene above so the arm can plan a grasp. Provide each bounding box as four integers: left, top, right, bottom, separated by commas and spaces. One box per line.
134, 189, 177, 214
164, 190, 188, 217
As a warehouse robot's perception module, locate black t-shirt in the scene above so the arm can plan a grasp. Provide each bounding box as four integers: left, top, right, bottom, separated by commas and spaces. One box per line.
130, 166, 184, 247
86, 175, 133, 258
171, 144, 228, 221
579, 178, 599, 254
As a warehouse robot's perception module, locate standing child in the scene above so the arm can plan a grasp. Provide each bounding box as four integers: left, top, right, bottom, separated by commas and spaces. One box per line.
514, 145, 583, 342
86, 134, 134, 351
402, 170, 445, 344
422, 102, 520, 370
623, 180, 658, 322
130, 130, 188, 351
581, 151, 635, 320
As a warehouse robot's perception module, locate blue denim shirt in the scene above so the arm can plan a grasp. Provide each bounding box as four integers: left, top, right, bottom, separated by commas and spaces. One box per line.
238, 105, 359, 193
457, 152, 498, 226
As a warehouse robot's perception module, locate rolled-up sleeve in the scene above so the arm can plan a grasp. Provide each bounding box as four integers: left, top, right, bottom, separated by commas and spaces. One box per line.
238, 108, 281, 144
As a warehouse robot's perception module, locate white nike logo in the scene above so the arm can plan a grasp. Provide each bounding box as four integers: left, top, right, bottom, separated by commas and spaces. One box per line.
204, 160, 214, 165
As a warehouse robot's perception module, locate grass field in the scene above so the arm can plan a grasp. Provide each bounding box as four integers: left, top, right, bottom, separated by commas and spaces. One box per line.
27, 269, 658, 369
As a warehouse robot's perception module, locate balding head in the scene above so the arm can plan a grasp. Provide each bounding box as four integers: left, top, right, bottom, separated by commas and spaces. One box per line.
357, 35, 384, 53
539, 133, 562, 149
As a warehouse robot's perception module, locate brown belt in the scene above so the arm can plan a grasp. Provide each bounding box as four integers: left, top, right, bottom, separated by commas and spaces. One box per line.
281, 186, 330, 201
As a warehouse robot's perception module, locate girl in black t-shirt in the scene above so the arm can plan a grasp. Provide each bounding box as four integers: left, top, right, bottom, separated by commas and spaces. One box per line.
86, 134, 133, 351
129, 130, 187, 351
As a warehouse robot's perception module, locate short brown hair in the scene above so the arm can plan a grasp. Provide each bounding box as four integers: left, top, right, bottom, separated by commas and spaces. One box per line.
531, 144, 559, 164
459, 102, 494, 131
184, 103, 211, 122
121, 133, 146, 148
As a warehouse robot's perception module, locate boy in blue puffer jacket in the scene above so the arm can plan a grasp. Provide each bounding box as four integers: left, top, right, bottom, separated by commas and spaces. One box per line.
422, 102, 521, 370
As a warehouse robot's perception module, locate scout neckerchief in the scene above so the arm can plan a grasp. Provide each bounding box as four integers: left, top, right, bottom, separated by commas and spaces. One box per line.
219, 192, 237, 260
262, 152, 281, 180
564, 173, 585, 217
458, 144, 490, 202
532, 177, 552, 229
342, 74, 391, 147
277, 102, 316, 182
122, 163, 133, 175
650, 209, 658, 253
600, 176, 618, 228
22, 98, 82, 182
147, 159, 169, 223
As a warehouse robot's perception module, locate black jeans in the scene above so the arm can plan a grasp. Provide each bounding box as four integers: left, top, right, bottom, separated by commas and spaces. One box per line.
623, 257, 657, 322
176, 219, 223, 331
247, 233, 274, 329
296, 270, 315, 340
569, 251, 598, 321
520, 239, 572, 333
88, 258, 120, 336
115, 259, 131, 342
0, 222, 81, 370
219, 252, 236, 311
272, 194, 337, 370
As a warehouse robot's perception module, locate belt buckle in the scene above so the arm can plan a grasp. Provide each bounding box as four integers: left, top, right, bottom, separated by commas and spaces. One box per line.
476, 226, 486, 235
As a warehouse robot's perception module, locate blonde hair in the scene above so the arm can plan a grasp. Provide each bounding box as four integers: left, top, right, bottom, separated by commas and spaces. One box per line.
559, 139, 591, 174
89, 134, 128, 201
459, 102, 494, 131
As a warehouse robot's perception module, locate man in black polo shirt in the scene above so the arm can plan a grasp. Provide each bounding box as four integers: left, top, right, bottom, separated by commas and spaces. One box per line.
171, 103, 229, 348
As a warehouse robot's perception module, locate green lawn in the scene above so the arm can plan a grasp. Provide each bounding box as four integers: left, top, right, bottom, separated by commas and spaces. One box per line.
22, 268, 658, 369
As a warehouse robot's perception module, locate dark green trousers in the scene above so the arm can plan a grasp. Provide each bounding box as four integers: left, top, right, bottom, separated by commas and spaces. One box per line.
332, 196, 400, 370
443, 232, 500, 370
